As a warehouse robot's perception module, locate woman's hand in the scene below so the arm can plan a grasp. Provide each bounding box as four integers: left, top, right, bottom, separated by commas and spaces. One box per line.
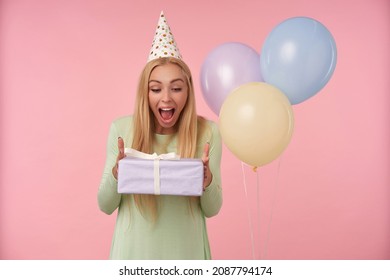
112, 137, 125, 180
202, 142, 213, 190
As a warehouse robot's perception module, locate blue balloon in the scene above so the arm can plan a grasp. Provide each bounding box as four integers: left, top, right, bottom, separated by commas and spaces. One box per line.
260, 17, 337, 105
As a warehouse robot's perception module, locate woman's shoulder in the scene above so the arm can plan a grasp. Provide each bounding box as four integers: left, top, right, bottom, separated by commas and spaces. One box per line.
110, 115, 134, 134
197, 116, 220, 142
112, 115, 133, 126
198, 116, 218, 131
207, 119, 218, 131
110, 115, 134, 144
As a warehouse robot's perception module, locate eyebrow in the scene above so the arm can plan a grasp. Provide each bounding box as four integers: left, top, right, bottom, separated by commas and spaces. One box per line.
148, 78, 185, 84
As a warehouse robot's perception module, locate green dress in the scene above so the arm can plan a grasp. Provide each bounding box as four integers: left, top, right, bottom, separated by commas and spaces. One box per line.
98, 116, 222, 259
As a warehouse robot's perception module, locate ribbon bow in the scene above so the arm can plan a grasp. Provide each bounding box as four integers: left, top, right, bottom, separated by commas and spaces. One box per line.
124, 148, 180, 195
125, 148, 180, 160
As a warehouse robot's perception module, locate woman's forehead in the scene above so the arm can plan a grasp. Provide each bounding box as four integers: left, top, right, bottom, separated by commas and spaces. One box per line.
149, 63, 186, 83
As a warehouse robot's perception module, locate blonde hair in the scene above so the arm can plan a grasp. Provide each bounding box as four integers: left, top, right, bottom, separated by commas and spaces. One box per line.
131, 57, 206, 221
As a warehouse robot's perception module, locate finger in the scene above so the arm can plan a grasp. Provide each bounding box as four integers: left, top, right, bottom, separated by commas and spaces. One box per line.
203, 162, 213, 190
118, 137, 125, 159
202, 142, 210, 164
113, 137, 125, 179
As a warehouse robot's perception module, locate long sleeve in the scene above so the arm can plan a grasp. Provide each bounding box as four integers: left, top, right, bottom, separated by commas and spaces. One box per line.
200, 121, 223, 218
102, 117, 221, 259
98, 121, 122, 215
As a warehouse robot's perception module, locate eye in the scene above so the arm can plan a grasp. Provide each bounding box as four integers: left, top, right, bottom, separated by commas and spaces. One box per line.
150, 88, 161, 93
172, 87, 182, 92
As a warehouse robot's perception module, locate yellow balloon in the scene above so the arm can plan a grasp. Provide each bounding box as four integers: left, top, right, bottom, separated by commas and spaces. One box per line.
219, 82, 294, 168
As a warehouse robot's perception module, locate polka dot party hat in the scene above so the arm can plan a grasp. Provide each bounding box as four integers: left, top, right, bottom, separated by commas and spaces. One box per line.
148, 11, 182, 62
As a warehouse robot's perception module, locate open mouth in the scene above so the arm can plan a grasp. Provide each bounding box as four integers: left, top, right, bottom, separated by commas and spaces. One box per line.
159, 108, 175, 121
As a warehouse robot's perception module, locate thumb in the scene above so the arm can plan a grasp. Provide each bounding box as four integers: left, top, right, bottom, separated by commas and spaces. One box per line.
202, 142, 210, 164
118, 137, 125, 159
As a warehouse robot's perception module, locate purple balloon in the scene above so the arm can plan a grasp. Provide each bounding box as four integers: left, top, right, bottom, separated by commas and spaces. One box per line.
200, 42, 263, 115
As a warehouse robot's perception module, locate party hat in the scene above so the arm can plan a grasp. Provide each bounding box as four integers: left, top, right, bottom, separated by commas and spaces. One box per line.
148, 11, 182, 62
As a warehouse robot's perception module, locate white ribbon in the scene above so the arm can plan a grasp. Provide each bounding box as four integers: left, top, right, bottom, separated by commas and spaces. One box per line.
124, 148, 180, 195
125, 148, 180, 160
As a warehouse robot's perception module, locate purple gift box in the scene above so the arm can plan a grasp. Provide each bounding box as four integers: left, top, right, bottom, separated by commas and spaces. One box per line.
118, 149, 204, 196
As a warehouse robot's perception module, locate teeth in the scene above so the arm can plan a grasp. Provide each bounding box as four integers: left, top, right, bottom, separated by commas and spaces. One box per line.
160, 108, 173, 111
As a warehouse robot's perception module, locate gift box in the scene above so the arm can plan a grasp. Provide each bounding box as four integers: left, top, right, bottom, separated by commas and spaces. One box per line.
118, 148, 204, 196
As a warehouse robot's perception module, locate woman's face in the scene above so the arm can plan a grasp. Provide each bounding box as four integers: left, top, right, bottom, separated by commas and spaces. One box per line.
148, 63, 189, 134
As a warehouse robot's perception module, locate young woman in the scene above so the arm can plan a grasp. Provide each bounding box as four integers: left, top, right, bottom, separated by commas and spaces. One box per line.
98, 54, 222, 259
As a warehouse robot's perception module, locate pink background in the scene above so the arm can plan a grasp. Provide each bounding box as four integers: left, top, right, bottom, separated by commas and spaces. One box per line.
1, 0, 389, 260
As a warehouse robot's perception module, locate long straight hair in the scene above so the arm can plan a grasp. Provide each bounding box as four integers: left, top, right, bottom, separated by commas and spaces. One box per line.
131, 57, 204, 221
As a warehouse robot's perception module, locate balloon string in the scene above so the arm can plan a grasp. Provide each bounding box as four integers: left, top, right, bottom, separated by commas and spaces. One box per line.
241, 161, 256, 259
262, 156, 283, 259
256, 168, 261, 260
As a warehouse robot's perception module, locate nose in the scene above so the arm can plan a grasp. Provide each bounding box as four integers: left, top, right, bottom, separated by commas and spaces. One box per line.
161, 89, 172, 103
